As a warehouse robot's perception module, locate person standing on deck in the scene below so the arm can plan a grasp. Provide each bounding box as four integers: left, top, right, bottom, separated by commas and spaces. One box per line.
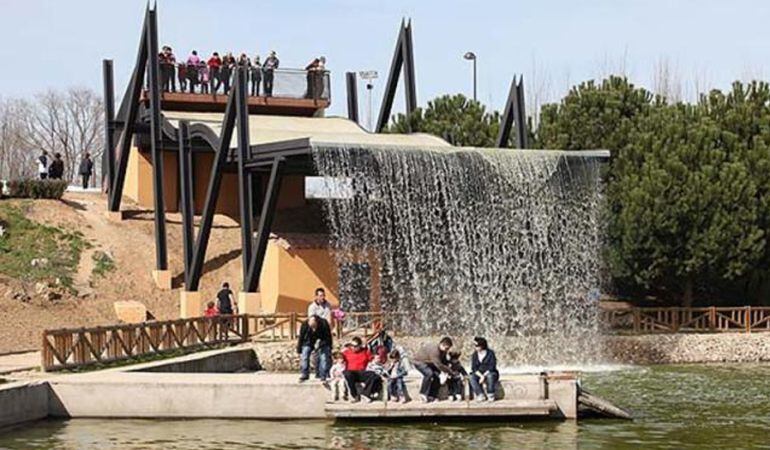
307, 287, 332, 323
250, 55, 262, 96
221, 52, 236, 94
216, 282, 237, 315
297, 315, 333, 382
262, 51, 279, 96
48, 153, 64, 180
412, 337, 457, 402
207, 52, 222, 93
78, 153, 93, 189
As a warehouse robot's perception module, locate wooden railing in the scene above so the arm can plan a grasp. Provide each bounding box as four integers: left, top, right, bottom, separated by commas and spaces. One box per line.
601, 306, 770, 333
42, 315, 249, 371
247, 311, 398, 342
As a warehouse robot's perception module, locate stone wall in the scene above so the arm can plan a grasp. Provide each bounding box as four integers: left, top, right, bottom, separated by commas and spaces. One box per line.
253, 332, 770, 369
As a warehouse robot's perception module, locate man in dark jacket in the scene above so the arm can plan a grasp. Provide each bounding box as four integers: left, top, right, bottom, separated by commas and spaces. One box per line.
48, 153, 65, 180
297, 315, 332, 382
79, 153, 93, 189
412, 336, 456, 402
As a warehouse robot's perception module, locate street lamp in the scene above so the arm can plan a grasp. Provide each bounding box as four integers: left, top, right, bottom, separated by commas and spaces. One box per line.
463, 51, 477, 101
359, 70, 379, 131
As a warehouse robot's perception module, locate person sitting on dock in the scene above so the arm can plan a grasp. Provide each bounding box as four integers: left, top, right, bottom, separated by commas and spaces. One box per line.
366, 346, 388, 378
412, 337, 457, 402
297, 315, 332, 382
469, 337, 499, 402
447, 351, 468, 401
386, 349, 409, 403
329, 351, 348, 401
342, 337, 381, 403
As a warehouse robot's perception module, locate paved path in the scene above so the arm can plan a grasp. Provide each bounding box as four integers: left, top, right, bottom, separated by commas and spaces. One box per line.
0, 351, 39, 375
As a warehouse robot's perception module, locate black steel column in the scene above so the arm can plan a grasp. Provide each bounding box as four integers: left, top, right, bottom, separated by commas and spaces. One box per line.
346, 72, 359, 123
516, 75, 528, 148
146, 7, 167, 271
187, 88, 238, 290
245, 158, 284, 292
497, 75, 517, 148
178, 121, 194, 277
235, 67, 254, 286
376, 21, 406, 133
102, 60, 116, 192
109, 8, 149, 211
403, 20, 417, 115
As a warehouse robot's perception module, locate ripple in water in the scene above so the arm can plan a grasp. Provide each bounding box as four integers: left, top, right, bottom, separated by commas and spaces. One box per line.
312, 144, 606, 364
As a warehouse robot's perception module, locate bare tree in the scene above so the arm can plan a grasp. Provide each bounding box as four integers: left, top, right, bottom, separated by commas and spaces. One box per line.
652, 56, 683, 103
18, 88, 103, 186
0, 98, 36, 180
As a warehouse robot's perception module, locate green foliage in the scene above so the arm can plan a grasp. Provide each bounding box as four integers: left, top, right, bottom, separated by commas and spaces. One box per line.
387, 94, 503, 147
8, 179, 68, 199
0, 202, 87, 289
91, 250, 116, 279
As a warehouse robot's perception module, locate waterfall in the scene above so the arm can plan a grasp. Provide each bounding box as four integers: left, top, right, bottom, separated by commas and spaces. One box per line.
312, 143, 606, 364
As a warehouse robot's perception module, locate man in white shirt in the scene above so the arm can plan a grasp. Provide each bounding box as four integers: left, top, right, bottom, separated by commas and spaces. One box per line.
307, 287, 332, 322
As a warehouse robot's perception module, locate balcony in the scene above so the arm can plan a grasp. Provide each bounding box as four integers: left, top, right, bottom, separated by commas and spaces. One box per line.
143, 68, 331, 117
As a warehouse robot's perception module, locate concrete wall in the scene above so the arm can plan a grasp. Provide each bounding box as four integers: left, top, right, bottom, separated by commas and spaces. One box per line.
125, 347, 259, 374
0, 381, 49, 428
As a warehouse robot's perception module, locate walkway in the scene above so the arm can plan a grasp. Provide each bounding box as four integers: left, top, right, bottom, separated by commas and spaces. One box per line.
0, 351, 39, 375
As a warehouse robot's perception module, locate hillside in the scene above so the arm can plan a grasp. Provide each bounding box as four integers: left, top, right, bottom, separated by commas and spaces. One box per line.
0, 192, 243, 353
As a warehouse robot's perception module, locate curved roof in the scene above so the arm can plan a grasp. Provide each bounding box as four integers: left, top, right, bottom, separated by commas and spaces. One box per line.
163, 111, 451, 148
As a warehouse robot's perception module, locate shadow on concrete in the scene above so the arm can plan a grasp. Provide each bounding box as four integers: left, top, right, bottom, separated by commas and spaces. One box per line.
172, 248, 242, 288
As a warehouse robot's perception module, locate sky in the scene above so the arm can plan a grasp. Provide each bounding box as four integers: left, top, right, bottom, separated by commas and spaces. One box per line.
1, 0, 769, 124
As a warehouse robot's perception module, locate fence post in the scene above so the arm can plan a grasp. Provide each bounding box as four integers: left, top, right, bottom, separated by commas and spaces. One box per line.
746, 306, 752, 333
633, 308, 640, 333
241, 315, 249, 342
709, 306, 716, 331
290, 313, 297, 340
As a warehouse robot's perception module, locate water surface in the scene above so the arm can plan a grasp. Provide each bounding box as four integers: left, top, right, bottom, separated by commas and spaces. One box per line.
2, 364, 769, 449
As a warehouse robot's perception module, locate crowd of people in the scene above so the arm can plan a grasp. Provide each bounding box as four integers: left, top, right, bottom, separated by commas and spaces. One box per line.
157, 46, 327, 99
37, 150, 93, 189
295, 287, 500, 404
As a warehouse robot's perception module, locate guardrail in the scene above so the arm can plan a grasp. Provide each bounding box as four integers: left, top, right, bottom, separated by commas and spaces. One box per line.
41, 315, 249, 371
601, 306, 770, 333
247, 311, 397, 342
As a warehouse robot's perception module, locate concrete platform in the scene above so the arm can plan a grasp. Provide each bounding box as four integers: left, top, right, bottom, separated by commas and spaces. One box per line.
326, 399, 557, 419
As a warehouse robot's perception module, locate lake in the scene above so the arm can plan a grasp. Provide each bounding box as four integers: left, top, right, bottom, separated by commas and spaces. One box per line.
1, 364, 769, 449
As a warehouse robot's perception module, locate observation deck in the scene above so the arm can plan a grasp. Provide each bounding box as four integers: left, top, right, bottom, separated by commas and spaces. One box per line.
142, 68, 331, 117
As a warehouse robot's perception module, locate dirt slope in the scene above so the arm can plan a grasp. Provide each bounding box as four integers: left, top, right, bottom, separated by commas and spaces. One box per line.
0, 191, 243, 353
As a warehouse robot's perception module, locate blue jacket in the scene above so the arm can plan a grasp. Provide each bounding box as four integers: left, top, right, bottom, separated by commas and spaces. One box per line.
470, 350, 498, 375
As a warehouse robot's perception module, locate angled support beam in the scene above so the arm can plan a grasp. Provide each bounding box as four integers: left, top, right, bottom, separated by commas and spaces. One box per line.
186, 87, 238, 291
235, 67, 254, 286
245, 157, 284, 293
102, 60, 116, 192
178, 121, 194, 276
346, 72, 359, 123
516, 77, 528, 149
375, 19, 418, 133
146, 6, 168, 272
108, 8, 149, 211
496, 75, 528, 148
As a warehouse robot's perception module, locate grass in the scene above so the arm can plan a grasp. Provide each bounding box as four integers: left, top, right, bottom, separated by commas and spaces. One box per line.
58, 344, 231, 373
0, 201, 88, 290
91, 250, 116, 279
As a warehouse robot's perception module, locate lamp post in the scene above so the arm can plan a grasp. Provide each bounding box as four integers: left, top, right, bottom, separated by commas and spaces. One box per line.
359, 70, 379, 131
463, 51, 477, 101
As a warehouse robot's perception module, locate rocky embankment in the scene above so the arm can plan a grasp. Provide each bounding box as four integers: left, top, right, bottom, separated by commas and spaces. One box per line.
253, 332, 770, 371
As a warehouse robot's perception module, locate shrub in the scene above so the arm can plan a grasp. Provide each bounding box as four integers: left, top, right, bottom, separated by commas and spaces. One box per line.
7, 179, 68, 199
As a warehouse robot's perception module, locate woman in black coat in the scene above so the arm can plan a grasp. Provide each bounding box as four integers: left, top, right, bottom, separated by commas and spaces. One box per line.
469, 336, 499, 402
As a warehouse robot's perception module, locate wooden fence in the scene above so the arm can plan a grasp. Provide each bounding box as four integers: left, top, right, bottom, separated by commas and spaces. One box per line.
41, 312, 394, 371
601, 306, 770, 333
42, 315, 249, 371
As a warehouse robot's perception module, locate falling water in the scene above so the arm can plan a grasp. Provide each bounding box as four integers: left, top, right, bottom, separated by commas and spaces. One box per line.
312, 143, 606, 364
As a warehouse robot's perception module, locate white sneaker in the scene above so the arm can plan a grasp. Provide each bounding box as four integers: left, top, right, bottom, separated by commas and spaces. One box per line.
419, 394, 429, 403
361, 395, 373, 403
474, 396, 485, 403
487, 395, 496, 402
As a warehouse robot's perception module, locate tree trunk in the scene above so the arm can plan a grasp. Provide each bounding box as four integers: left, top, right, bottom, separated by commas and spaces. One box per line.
682, 276, 694, 307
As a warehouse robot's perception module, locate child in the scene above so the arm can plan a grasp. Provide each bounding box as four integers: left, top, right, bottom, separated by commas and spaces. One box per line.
447, 351, 467, 401
366, 346, 388, 378
386, 349, 408, 403
329, 351, 347, 401
199, 61, 210, 94
203, 301, 218, 317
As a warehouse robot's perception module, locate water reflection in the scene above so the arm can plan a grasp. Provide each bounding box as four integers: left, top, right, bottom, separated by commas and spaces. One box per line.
2, 365, 770, 450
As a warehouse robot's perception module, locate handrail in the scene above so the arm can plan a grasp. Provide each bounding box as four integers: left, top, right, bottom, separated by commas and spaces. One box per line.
601, 305, 770, 333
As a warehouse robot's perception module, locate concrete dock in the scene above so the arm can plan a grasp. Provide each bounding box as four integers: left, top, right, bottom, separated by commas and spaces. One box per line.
326, 399, 558, 419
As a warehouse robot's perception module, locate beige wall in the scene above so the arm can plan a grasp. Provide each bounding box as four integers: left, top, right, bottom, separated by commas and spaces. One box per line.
124, 147, 178, 213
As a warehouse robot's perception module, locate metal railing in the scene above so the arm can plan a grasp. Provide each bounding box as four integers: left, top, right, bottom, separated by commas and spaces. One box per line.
601, 306, 770, 333
155, 63, 330, 100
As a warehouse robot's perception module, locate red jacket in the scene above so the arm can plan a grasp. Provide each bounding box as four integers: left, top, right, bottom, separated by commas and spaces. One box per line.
343, 347, 373, 371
